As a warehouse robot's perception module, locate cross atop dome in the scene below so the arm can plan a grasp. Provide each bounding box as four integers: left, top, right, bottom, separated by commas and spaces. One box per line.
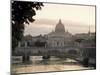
59, 19, 62, 24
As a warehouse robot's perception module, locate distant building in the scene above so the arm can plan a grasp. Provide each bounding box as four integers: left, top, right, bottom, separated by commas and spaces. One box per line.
45, 19, 74, 48
18, 19, 95, 49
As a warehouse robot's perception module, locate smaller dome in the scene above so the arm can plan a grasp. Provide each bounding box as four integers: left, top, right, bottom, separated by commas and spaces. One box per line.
55, 19, 65, 33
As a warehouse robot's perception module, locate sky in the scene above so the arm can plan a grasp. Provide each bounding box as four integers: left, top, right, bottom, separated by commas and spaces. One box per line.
24, 3, 95, 36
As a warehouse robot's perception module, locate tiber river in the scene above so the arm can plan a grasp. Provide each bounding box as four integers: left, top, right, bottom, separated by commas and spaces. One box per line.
12, 56, 93, 74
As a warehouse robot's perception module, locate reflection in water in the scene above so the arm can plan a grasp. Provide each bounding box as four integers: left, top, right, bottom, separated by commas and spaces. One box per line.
12, 56, 91, 74
31, 56, 79, 65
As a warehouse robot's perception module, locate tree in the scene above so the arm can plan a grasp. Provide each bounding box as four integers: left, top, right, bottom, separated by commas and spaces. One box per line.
34, 40, 46, 47
75, 38, 84, 47
75, 38, 84, 44
12, 1, 43, 50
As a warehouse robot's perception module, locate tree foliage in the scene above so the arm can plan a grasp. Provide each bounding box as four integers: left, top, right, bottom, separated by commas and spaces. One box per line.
12, 1, 43, 50
75, 38, 84, 43
34, 40, 46, 47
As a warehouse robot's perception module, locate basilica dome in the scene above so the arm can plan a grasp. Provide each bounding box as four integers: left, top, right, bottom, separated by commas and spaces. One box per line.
55, 19, 65, 33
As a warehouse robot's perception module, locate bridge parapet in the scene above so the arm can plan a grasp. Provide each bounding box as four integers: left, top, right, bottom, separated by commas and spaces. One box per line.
14, 47, 79, 56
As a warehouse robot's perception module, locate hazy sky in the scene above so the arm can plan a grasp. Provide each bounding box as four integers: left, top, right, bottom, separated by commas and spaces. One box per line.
24, 3, 95, 36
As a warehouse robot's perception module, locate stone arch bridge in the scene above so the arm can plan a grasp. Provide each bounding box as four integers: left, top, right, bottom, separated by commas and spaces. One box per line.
13, 46, 96, 67
14, 47, 80, 60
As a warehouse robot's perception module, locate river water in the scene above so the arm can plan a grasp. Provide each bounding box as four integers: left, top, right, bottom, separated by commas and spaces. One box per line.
12, 56, 92, 74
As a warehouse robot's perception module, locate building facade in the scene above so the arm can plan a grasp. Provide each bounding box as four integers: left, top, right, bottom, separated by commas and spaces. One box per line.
17, 19, 95, 50
46, 19, 74, 48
